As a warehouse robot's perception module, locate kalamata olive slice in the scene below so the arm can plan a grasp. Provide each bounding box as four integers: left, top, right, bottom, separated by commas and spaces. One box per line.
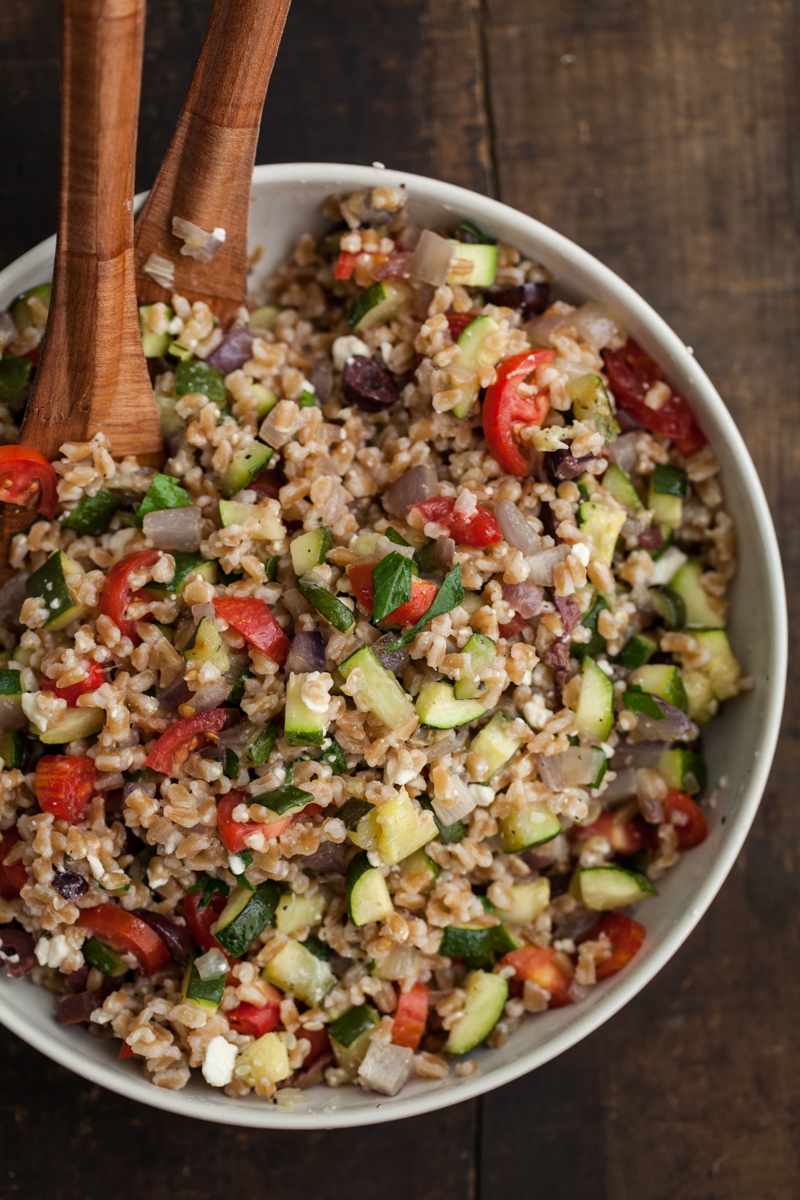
342, 355, 399, 413
133, 909, 196, 963
484, 282, 549, 319
51, 870, 89, 902
0, 927, 36, 978
545, 447, 595, 483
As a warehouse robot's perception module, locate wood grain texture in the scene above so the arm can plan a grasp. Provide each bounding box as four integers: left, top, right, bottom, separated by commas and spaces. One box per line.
133, 0, 292, 323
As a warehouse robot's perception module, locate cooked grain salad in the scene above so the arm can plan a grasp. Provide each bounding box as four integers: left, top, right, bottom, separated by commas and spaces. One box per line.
0, 185, 749, 1101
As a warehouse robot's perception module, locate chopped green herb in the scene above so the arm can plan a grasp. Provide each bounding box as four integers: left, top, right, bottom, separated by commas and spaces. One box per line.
185, 872, 230, 909
623, 686, 665, 721
383, 565, 464, 652
299, 389, 316, 408
0, 354, 32, 403
247, 722, 277, 768
371, 551, 413, 622
383, 527, 410, 547
134, 473, 192, 526
223, 749, 240, 779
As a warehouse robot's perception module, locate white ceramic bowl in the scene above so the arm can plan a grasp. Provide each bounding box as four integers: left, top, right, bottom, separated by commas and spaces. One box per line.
0, 163, 786, 1128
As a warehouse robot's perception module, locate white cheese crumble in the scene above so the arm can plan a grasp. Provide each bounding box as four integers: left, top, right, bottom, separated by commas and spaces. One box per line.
300, 671, 333, 715
34, 934, 72, 969
522, 695, 550, 730
202, 1036, 237, 1087
570, 542, 590, 567
648, 545, 688, 587
332, 335, 371, 372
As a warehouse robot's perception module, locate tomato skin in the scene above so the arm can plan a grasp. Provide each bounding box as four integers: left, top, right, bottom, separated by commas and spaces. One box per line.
216, 790, 293, 854
100, 549, 163, 645
409, 496, 503, 548
146, 708, 228, 775
602, 339, 697, 442
663, 788, 708, 849
347, 561, 439, 625
392, 982, 429, 1050
482, 350, 555, 476
0, 828, 27, 897
228, 984, 283, 1037
212, 596, 290, 667
576, 811, 656, 856
583, 912, 647, 980
38, 662, 105, 707
77, 906, 170, 975
0, 445, 59, 518
500, 945, 574, 1007
183, 889, 230, 956
35, 755, 97, 823
119, 1040, 136, 1059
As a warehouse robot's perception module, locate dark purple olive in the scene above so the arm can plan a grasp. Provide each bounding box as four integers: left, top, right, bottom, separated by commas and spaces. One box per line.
554, 594, 582, 636
301, 842, 349, 873
484, 281, 549, 319
0, 927, 36, 978
57, 990, 105, 1024
545, 447, 595, 483
65, 965, 90, 993
539, 501, 561, 542
342, 355, 399, 413
51, 871, 89, 902
638, 525, 664, 550
133, 909, 196, 964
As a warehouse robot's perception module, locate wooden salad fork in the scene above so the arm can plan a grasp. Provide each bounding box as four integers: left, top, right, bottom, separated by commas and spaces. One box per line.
133, 0, 293, 326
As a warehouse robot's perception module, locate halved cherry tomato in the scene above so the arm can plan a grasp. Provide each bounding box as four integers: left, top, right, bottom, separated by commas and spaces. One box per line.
391, 982, 429, 1050
35, 755, 97, 823
0, 828, 27, 897
183, 889, 230, 956
347, 560, 439, 625
38, 661, 105, 708
77, 906, 170, 975
602, 339, 696, 443
673, 418, 709, 456
0, 445, 59, 519
216, 790, 293, 854
119, 1040, 136, 1059
663, 788, 708, 849
575, 810, 656, 856
99, 549, 163, 644
146, 708, 228, 775
212, 596, 290, 667
334, 250, 358, 280
582, 911, 647, 980
499, 945, 573, 1007
228, 983, 283, 1037
498, 612, 529, 638
482, 349, 555, 476
446, 313, 476, 341
409, 496, 503, 548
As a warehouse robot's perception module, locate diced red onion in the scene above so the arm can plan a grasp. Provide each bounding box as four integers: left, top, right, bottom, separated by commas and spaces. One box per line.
172, 216, 226, 264
522, 832, 566, 871
157, 670, 193, 711
51, 870, 89, 902
633, 697, 693, 741
286, 631, 326, 674
536, 754, 565, 792
414, 283, 435, 319
525, 544, 570, 586
192, 682, 231, 712
637, 769, 665, 823
377, 943, 420, 981
502, 581, 543, 618
0, 928, 36, 978
372, 633, 411, 675
431, 775, 476, 825
123, 780, 157, 802
195, 947, 228, 980
57, 990, 104, 1024
525, 309, 572, 348
409, 229, 454, 286
142, 505, 202, 551
434, 536, 455, 572
572, 302, 628, 351
311, 355, 334, 403
357, 1039, 414, 1096
260, 404, 301, 450
0, 696, 26, 732
0, 572, 28, 627
133, 909, 196, 962
537, 745, 605, 789
606, 432, 639, 477
599, 766, 639, 804
206, 324, 254, 373
613, 741, 665, 770
496, 500, 541, 555
191, 602, 216, 625
142, 252, 175, 288
301, 842, 348, 872
385, 465, 438, 514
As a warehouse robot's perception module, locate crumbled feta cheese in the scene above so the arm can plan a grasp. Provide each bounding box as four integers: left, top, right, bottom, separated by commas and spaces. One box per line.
469, 784, 494, 807
571, 542, 590, 567
300, 671, 333, 715
648, 546, 688, 587
21, 693, 47, 732
34, 934, 71, 969
332, 335, 370, 372
228, 853, 245, 875
522, 695, 550, 730
202, 1036, 237, 1087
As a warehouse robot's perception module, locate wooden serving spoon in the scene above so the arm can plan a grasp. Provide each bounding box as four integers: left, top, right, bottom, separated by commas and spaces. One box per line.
133, 0, 292, 327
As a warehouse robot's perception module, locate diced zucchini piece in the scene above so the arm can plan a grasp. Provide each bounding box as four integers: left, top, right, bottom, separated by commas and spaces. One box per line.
681, 669, 718, 724
568, 374, 619, 442
26, 551, 90, 630
648, 478, 682, 527
657, 746, 706, 794
11, 282, 51, 333
329, 1005, 380, 1079
245, 722, 277, 768
275, 891, 326, 936
220, 443, 273, 499
669, 559, 725, 629
578, 502, 626, 566
249, 305, 281, 333
36, 708, 105, 744
616, 633, 656, 669
692, 629, 741, 700
262, 939, 336, 1007
503, 878, 551, 925
469, 712, 524, 780
440, 923, 496, 958
445, 242, 499, 287
142, 552, 218, 599
652, 464, 688, 497
284, 672, 326, 747
420, 795, 466, 845
134, 473, 191, 525
0, 730, 25, 769
252, 384, 278, 419
0, 354, 32, 404
184, 617, 230, 673
602, 462, 643, 512
571, 595, 608, 660
83, 937, 127, 976
337, 646, 415, 730
234, 1032, 292, 1086
445, 969, 508, 1055
62, 488, 121, 536
218, 500, 285, 540
448, 315, 501, 418
415, 679, 486, 729
579, 865, 657, 911
649, 586, 687, 630
454, 634, 495, 700
290, 526, 333, 575
297, 572, 356, 633
630, 663, 689, 713
499, 801, 561, 852
138, 305, 172, 357
374, 789, 437, 866
574, 656, 614, 742
343, 802, 380, 852
181, 957, 226, 1013
175, 359, 226, 402
346, 281, 412, 333
346, 851, 394, 925
213, 881, 280, 957
397, 847, 440, 885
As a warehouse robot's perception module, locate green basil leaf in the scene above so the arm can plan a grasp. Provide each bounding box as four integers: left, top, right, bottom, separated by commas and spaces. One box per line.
371, 551, 413, 622
134, 473, 192, 526
383, 526, 410, 547
623, 686, 664, 721
184, 872, 230, 908
382, 564, 464, 652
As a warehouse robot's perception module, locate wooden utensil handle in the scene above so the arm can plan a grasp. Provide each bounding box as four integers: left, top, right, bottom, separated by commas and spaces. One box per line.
134, 0, 292, 321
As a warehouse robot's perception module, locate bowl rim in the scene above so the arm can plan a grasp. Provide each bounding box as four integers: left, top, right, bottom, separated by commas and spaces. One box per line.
0, 161, 787, 1129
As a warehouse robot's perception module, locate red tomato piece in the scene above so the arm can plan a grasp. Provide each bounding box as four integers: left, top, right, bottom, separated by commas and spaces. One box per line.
576, 810, 656, 856
482, 349, 555, 476
99, 549, 163, 645
216, 791, 293, 854
38, 661, 105, 708
663, 788, 708, 849
500, 945, 574, 1007
145, 708, 228, 775
602, 339, 695, 442
673, 418, 709, 456
35, 755, 97, 824
347, 560, 439, 625
498, 612, 529, 638
118, 1040, 136, 1059
77, 906, 170, 975
0, 828, 26, 897
409, 496, 503, 548
212, 596, 290, 667
23, 347, 41, 368
228, 984, 283, 1037
0, 445, 59, 519
392, 982, 429, 1050
446, 313, 477, 341
183, 889, 231, 956
583, 911, 647, 980
334, 250, 358, 280
297, 1026, 331, 1069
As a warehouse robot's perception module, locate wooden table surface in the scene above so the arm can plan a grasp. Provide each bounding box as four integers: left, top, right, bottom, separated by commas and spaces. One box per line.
0, 2, 796, 1196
